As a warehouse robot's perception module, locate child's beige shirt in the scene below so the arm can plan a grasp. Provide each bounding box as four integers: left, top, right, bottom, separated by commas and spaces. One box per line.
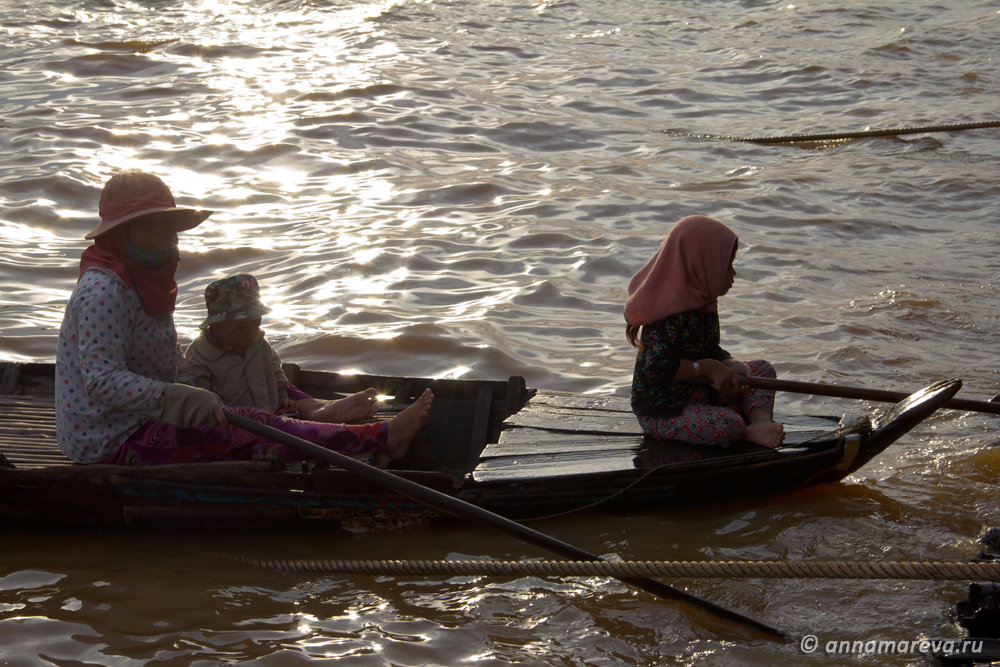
185, 332, 289, 412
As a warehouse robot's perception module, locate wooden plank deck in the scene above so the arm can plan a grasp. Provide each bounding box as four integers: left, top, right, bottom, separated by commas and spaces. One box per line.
501, 391, 641, 434
471, 390, 842, 484
472, 391, 643, 482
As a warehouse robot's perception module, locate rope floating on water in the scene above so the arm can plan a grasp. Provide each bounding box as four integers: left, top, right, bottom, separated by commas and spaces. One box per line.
684, 120, 1000, 144
235, 557, 1000, 581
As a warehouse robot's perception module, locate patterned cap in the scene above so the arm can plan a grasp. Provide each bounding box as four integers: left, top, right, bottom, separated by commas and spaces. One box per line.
199, 274, 269, 330
85, 170, 213, 239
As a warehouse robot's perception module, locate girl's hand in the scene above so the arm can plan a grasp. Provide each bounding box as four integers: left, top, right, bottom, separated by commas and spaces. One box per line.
723, 359, 752, 380
706, 359, 742, 392
721, 359, 753, 392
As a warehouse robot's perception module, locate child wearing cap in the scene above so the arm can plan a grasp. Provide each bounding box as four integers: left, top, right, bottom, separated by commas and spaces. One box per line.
185, 273, 379, 423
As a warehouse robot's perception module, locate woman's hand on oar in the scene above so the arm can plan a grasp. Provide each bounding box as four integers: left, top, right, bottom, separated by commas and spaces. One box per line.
223, 409, 788, 641
159, 383, 229, 427
746, 377, 1000, 416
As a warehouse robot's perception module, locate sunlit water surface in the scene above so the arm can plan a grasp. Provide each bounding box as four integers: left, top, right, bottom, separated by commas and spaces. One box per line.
1, 0, 998, 664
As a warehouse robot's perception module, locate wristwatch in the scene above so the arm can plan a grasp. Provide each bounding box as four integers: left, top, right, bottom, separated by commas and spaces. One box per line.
693, 361, 700, 376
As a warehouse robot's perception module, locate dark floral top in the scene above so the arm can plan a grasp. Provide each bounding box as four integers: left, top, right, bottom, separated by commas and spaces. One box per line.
631, 309, 731, 418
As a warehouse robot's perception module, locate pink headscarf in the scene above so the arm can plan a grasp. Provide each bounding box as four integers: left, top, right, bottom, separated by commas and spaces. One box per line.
624, 215, 738, 325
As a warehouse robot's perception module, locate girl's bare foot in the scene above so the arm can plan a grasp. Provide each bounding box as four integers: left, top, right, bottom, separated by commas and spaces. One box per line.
384, 389, 434, 459
744, 421, 784, 448
304, 388, 379, 423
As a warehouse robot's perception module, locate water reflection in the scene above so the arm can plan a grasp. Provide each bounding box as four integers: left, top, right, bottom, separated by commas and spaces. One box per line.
1, 0, 999, 662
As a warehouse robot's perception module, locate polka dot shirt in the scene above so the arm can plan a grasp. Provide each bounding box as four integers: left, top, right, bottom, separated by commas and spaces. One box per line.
55, 269, 181, 463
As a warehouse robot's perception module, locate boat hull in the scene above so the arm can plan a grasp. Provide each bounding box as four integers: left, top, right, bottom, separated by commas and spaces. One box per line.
0, 362, 959, 531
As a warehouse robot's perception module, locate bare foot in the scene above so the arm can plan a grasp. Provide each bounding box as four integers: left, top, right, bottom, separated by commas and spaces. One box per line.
384, 389, 434, 460
300, 388, 379, 423
744, 421, 785, 448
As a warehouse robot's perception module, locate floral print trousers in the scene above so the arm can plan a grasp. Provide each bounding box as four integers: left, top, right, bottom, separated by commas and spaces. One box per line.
636, 359, 776, 447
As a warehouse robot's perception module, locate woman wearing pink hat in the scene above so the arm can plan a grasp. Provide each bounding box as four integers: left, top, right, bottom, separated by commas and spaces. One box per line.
55, 170, 432, 465
625, 215, 784, 449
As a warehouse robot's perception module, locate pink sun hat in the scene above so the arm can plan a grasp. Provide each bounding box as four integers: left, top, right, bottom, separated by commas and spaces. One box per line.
84, 170, 214, 239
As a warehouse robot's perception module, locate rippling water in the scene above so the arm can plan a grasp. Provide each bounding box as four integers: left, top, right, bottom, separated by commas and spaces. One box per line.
1, 0, 998, 664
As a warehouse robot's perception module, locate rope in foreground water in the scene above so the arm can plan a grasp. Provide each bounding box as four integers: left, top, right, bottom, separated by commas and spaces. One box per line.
234, 556, 1000, 581
681, 119, 1000, 144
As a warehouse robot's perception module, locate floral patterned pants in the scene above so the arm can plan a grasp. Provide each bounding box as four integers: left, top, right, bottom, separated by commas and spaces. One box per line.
636, 359, 776, 447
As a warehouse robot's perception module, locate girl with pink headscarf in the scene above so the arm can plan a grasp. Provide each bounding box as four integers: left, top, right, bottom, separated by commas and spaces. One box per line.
625, 216, 784, 448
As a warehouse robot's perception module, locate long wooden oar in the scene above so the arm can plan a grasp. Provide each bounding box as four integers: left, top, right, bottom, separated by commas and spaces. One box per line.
224, 410, 787, 640
747, 377, 1000, 416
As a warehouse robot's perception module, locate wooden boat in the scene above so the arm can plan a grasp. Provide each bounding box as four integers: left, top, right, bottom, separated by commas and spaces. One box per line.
0, 361, 960, 532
